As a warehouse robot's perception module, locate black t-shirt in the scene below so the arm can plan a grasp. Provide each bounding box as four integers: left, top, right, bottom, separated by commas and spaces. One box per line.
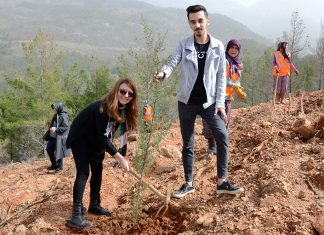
188, 40, 210, 105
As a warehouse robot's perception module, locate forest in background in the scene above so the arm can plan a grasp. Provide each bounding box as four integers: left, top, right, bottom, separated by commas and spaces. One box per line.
0, 0, 324, 163
0, 0, 270, 85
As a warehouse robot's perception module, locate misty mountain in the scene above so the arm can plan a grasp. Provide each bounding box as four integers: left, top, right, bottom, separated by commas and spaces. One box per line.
237, 0, 323, 46
0, 0, 271, 68
139, 0, 323, 47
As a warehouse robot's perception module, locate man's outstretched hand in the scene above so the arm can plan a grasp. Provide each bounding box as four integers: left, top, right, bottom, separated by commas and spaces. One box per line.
153, 71, 165, 83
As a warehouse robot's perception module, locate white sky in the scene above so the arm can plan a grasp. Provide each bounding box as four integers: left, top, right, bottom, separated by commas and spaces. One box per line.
230, 0, 259, 7
139, 0, 323, 47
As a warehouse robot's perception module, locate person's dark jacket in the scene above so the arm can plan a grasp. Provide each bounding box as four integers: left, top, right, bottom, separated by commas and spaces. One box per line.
66, 101, 127, 157
50, 102, 69, 135
51, 102, 71, 159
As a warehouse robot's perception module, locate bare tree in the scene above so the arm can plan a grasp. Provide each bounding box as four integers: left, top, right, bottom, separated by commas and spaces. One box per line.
282, 10, 310, 93
316, 20, 324, 90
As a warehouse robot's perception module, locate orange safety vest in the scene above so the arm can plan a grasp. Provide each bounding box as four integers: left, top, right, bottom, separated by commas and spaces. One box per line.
225, 65, 241, 100
273, 51, 291, 77
143, 104, 153, 122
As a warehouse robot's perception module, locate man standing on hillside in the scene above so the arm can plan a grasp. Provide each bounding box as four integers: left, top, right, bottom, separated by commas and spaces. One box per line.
154, 5, 243, 198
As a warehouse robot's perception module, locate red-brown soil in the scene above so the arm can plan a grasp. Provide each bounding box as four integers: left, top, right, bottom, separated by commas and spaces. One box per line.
0, 90, 323, 235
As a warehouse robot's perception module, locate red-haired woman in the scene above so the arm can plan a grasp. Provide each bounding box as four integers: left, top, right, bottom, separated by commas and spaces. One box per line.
66, 78, 138, 229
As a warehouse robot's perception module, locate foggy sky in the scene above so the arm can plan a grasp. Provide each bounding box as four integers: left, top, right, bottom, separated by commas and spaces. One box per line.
139, 0, 324, 47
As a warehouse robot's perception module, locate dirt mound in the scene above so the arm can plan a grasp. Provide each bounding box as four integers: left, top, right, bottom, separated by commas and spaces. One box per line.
0, 90, 323, 234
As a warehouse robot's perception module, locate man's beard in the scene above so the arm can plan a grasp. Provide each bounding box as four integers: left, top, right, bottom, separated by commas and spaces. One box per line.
195, 28, 203, 36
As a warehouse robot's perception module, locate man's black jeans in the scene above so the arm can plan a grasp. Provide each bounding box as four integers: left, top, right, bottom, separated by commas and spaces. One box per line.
178, 101, 229, 182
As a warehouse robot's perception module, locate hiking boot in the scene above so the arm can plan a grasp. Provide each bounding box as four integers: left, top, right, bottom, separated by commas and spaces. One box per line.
216, 181, 244, 195
67, 203, 92, 229
88, 204, 112, 216
172, 183, 195, 199
88, 196, 112, 216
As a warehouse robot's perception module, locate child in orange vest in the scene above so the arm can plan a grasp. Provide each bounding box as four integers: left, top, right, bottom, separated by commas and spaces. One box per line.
202, 39, 244, 153
273, 41, 299, 104
143, 100, 153, 126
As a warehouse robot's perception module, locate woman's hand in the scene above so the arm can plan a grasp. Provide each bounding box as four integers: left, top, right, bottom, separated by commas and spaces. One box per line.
274, 66, 280, 73
114, 153, 130, 171
50, 127, 56, 132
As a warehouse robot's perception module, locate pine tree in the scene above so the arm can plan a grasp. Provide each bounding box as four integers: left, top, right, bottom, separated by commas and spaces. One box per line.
0, 30, 64, 161
117, 22, 178, 220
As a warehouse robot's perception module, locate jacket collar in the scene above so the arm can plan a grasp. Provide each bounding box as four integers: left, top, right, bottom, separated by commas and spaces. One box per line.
185, 34, 220, 51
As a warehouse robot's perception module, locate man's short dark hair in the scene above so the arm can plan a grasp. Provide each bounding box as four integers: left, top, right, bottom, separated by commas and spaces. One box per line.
186, 5, 208, 19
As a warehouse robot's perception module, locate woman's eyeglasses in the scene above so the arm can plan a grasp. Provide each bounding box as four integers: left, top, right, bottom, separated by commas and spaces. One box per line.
119, 89, 134, 98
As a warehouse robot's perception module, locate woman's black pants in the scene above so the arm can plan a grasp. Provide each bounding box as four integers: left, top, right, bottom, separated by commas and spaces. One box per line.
71, 143, 105, 204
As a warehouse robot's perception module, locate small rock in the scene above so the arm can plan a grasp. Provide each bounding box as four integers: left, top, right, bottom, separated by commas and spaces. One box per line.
245, 228, 262, 235
178, 231, 195, 235
128, 134, 137, 141
260, 196, 277, 208
196, 212, 215, 226
236, 222, 247, 231
272, 206, 279, 212
14, 224, 26, 235
241, 196, 249, 202
160, 146, 182, 159
143, 205, 150, 212
254, 217, 261, 226
312, 213, 324, 235
261, 121, 271, 127
298, 190, 306, 199
264, 217, 276, 227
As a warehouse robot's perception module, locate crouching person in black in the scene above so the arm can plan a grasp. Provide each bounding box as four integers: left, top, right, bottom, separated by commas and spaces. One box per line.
66, 78, 138, 229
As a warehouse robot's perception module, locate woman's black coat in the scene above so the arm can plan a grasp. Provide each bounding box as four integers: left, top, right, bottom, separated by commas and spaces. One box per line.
66, 101, 127, 157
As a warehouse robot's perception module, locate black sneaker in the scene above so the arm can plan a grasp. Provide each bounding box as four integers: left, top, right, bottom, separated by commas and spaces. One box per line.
47, 165, 56, 170
55, 167, 63, 173
216, 181, 244, 194
172, 183, 195, 199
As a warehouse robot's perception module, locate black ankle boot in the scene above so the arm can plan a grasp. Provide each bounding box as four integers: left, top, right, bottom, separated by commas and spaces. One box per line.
88, 199, 112, 216
67, 203, 91, 229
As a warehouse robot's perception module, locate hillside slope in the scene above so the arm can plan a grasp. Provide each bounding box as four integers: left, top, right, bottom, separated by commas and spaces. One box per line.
0, 90, 323, 234
0, 0, 270, 61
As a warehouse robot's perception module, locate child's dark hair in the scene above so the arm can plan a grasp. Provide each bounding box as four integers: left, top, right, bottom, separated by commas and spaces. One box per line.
186, 5, 208, 19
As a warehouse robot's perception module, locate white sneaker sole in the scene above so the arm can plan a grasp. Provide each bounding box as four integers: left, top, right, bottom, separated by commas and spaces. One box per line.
216, 188, 244, 195
172, 189, 195, 199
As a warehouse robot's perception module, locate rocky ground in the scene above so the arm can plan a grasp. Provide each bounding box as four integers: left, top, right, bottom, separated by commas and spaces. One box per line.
0, 90, 323, 235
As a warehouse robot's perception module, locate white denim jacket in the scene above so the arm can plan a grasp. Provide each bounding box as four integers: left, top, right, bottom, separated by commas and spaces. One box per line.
162, 34, 226, 109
